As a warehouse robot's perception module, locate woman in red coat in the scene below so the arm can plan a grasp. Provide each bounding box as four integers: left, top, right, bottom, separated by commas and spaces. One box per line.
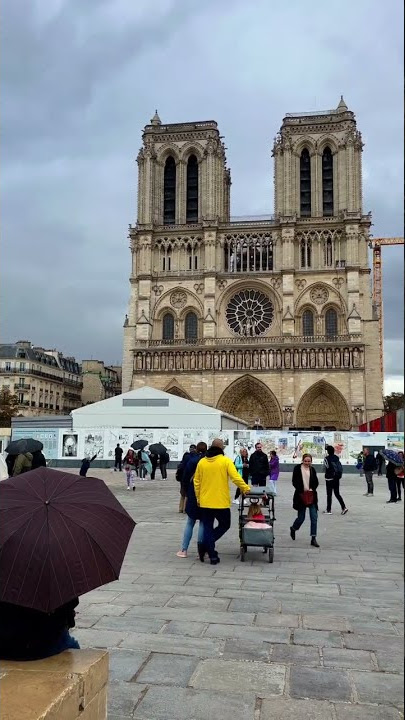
290, 453, 320, 548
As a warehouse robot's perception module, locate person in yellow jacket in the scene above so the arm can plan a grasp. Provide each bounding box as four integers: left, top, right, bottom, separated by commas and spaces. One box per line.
193, 438, 250, 564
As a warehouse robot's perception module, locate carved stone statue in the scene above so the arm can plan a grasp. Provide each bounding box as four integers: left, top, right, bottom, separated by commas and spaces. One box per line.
236, 351, 243, 369
175, 353, 182, 370
161, 353, 167, 370
244, 351, 251, 369
183, 353, 189, 370
153, 353, 159, 370
145, 353, 152, 371
326, 349, 333, 367
190, 351, 196, 370
136, 353, 143, 371
213, 352, 220, 370
343, 348, 350, 367
168, 353, 174, 371
276, 350, 282, 369
269, 350, 274, 369
197, 352, 203, 370
318, 349, 325, 368
229, 351, 235, 369
302, 350, 307, 368
334, 349, 341, 367
353, 348, 360, 367
252, 350, 259, 369
283, 407, 294, 425
284, 350, 291, 369
294, 349, 300, 368
205, 352, 212, 370
260, 350, 267, 369
221, 351, 227, 369
309, 349, 316, 368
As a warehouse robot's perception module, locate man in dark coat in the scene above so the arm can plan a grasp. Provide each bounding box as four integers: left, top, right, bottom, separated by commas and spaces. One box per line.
31, 450, 47, 470
79, 454, 97, 477
363, 448, 377, 496
323, 445, 347, 515
249, 442, 269, 487
114, 444, 123, 472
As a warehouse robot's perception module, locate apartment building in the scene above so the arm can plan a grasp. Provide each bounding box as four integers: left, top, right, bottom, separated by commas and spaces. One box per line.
81, 360, 122, 405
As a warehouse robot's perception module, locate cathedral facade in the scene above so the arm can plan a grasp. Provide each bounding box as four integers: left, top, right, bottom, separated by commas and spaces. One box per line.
122, 99, 383, 430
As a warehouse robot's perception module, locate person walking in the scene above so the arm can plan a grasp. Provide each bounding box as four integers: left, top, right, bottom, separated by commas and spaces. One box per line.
376, 451, 385, 477
233, 448, 250, 504
194, 438, 250, 564
363, 448, 376, 496
79, 453, 98, 477
159, 450, 170, 479
386, 461, 399, 503
177, 445, 197, 513
31, 449, 47, 470
290, 453, 320, 548
12, 452, 33, 477
249, 442, 269, 487
269, 450, 280, 493
123, 448, 137, 490
176, 442, 207, 558
150, 453, 159, 480
323, 445, 348, 515
114, 444, 123, 472
395, 451, 404, 501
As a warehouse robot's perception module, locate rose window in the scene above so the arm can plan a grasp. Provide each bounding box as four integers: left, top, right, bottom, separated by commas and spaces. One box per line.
226, 289, 274, 337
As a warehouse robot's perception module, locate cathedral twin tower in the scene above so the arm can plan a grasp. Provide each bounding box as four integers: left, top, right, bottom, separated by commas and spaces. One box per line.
122, 99, 382, 430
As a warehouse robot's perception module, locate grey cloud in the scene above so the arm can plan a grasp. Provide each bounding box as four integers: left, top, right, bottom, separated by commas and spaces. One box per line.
1, 0, 403, 387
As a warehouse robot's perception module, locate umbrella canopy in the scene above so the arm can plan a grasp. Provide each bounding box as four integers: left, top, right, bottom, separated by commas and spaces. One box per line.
0, 467, 136, 613
381, 449, 404, 467
149, 443, 167, 455
131, 439, 148, 451
5, 438, 43, 455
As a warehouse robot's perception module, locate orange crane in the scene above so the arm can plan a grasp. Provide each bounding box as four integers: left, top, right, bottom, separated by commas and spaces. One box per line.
369, 237, 404, 384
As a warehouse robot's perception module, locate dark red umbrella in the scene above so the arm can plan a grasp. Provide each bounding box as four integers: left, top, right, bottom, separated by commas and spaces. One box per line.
0, 467, 136, 613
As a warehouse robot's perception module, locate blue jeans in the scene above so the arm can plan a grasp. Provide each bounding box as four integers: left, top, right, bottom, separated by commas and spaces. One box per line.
182, 516, 204, 551
201, 508, 231, 559
292, 505, 318, 537
46, 630, 80, 657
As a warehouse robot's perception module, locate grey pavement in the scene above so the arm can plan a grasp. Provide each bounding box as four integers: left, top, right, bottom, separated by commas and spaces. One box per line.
73, 469, 404, 719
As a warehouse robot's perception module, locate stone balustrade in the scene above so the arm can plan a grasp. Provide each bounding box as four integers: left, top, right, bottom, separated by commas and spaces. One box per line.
133, 343, 364, 374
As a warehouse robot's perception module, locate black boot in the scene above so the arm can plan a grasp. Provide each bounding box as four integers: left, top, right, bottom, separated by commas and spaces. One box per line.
197, 542, 206, 563
290, 527, 296, 541
311, 537, 320, 548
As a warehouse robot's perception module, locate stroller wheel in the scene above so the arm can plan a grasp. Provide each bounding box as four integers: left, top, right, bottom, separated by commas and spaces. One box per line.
268, 547, 274, 563
240, 546, 245, 562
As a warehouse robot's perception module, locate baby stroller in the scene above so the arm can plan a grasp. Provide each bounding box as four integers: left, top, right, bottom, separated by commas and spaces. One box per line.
239, 487, 276, 563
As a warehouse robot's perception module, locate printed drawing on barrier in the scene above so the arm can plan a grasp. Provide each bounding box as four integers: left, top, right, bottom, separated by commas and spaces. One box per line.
157, 431, 180, 461
106, 430, 132, 458
62, 433, 78, 458
182, 429, 209, 455
84, 431, 104, 458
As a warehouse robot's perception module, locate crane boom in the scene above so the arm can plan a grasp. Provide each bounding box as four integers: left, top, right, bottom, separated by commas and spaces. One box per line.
369, 237, 404, 389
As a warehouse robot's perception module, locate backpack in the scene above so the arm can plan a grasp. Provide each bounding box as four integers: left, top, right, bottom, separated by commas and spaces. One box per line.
330, 458, 343, 480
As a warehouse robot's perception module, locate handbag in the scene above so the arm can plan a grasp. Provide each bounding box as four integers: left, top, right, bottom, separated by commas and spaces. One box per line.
300, 489, 314, 506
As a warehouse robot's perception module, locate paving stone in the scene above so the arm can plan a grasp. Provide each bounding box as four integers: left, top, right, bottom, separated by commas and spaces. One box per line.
204, 623, 290, 643
302, 615, 351, 631
293, 583, 340, 596
349, 619, 398, 636
123, 604, 255, 625
260, 697, 335, 719
109, 649, 150, 681
352, 670, 404, 706
163, 620, 206, 637
136, 652, 199, 686
133, 685, 256, 720
223, 638, 270, 661
74, 615, 101, 628
293, 629, 343, 647
149, 583, 217, 597
289, 666, 352, 701
94, 615, 166, 633
215, 588, 264, 599
269, 643, 321, 666
84, 602, 131, 616
255, 613, 300, 628
190, 658, 285, 696
334, 703, 404, 719
322, 647, 374, 670
167, 594, 230, 610
228, 598, 281, 613
120, 631, 222, 657
344, 633, 403, 653
74, 627, 126, 648
375, 649, 405, 673
186, 576, 244, 588
108, 680, 147, 716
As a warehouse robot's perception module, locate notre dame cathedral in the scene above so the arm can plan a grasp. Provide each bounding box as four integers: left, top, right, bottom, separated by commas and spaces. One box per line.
122, 98, 383, 430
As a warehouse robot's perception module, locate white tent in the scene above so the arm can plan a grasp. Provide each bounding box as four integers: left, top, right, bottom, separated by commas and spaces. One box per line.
72, 385, 248, 431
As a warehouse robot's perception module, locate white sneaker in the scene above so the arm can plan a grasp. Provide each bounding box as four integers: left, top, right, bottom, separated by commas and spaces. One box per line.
126, 486, 130, 490
323, 511, 332, 515
232, 500, 240, 505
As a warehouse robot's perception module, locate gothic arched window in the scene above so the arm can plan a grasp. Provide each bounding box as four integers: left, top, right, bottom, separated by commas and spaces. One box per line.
300, 237, 312, 268
185, 311, 198, 340
162, 313, 174, 341
325, 308, 338, 337
302, 309, 314, 337
186, 155, 198, 223
322, 147, 334, 216
300, 148, 311, 217
163, 156, 176, 224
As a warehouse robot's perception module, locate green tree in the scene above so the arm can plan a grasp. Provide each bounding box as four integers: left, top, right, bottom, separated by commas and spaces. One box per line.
383, 392, 404, 414
0, 388, 20, 426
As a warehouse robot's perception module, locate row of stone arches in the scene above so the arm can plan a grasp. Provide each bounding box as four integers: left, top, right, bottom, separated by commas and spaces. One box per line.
165, 376, 351, 430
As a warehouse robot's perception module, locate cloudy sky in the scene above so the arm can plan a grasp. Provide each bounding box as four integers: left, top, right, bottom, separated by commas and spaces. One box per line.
1, 0, 403, 393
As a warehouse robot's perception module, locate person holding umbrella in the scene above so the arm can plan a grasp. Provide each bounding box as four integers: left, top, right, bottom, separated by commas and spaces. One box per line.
5, 438, 43, 477
0, 467, 135, 660
149, 443, 170, 480
383, 449, 404, 504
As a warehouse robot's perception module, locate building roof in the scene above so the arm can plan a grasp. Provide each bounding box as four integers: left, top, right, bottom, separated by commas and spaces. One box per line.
71, 385, 248, 429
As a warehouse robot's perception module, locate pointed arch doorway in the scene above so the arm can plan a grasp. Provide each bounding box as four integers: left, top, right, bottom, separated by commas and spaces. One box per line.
296, 381, 351, 430
217, 375, 282, 428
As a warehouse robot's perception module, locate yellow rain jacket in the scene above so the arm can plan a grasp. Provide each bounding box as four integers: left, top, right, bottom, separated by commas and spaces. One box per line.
194, 447, 250, 509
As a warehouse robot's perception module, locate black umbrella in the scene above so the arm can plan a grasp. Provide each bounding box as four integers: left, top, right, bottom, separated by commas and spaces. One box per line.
149, 443, 167, 455
0, 467, 136, 613
5, 438, 43, 455
131, 439, 148, 451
